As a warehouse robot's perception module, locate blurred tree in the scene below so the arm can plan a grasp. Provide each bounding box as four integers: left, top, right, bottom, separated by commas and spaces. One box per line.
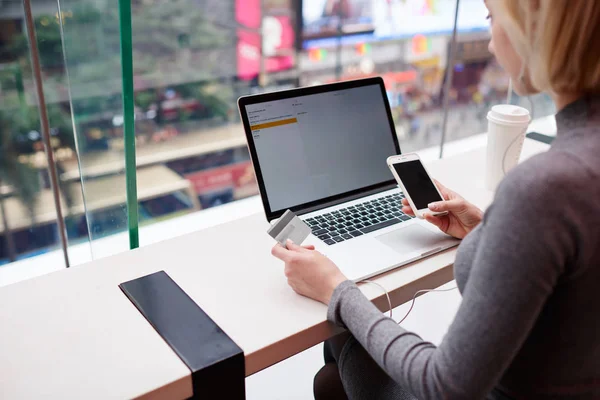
0, 64, 27, 110
0, 0, 241, 261
9, 16, 63, 69
186, 82, 233, 120
9, 0, 234, 112
134, 90, 157, 110
131, 0, 230, 56
0, 103, 77, 262
10, 104, 74, 154
9, 4, 103, 70
0, 110, 41, 262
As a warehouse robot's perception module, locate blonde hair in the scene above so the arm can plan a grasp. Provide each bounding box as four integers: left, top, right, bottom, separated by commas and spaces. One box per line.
489, 0, 600, 95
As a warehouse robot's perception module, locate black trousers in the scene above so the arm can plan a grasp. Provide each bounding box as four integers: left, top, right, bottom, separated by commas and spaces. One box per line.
314, 332, 516, 400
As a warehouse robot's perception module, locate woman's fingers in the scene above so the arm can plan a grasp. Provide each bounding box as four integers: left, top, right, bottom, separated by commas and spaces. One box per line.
401, 199, 416, 216
423, 213, 441, 226
402, 206, 415, 216
423, 213, 448, 232
271, 244, 294, 262
433, 179, 453, 201
285, 240, 312, 253
272, 241, 314, 263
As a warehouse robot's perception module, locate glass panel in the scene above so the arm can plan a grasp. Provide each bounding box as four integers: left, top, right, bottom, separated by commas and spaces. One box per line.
56, 0, 131, 260
55, 0, 260, 252
126, 0, 260, 215
55, 0, 491, 251
0, 0, 562, 285
8, 0, 552, 278
0, 0, 91, 277
440, 31, 499, 148
511, 92, 556, 137
300, 0, 489, 158
440, 0, 556, 154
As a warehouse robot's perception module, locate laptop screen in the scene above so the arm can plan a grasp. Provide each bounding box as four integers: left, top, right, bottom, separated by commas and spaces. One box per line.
243, 81, 398, 215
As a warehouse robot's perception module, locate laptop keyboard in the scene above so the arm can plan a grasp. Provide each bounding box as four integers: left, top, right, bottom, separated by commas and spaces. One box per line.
304, 193, 414, 245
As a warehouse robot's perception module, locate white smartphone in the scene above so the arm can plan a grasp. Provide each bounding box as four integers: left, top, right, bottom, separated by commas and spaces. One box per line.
386, 153, 448, 219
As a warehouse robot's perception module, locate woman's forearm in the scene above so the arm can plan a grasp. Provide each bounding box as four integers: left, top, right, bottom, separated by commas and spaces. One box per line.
326, 161, 572, 399
328, 281, 446, 399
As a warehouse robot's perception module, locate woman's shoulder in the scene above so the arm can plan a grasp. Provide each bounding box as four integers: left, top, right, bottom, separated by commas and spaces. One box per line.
495, 149, 595, 209
483, 150, 594, 268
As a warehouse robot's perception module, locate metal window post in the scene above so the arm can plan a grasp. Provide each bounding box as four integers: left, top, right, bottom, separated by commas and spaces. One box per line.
438, 0, 460, 159
23, 0, 71, 268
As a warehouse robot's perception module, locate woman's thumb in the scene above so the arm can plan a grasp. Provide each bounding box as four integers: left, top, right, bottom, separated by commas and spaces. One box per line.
286, 239, 305, 251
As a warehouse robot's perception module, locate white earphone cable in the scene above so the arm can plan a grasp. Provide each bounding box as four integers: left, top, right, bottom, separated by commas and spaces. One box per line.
501, 95, 535, 175
360, 280, 393, 319
345, 92, 537, 324
396, 286, 458, 325
359, 279, 458, 324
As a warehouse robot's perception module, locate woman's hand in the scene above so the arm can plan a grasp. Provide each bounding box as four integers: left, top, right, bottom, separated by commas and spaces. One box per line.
271, 241, 348, 305
401, 180, 483, 239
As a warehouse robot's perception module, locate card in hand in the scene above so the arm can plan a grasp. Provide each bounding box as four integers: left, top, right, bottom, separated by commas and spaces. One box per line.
267, 210, 312, 248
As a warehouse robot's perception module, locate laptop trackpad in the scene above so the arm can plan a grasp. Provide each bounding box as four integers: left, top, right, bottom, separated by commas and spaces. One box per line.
376, 224, 445, 254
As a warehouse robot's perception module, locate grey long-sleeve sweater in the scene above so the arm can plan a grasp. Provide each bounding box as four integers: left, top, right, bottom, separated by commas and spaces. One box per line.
327, 96, 600, 399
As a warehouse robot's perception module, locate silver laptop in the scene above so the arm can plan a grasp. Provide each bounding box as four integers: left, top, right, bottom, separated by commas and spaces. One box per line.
238, 78, 458, 281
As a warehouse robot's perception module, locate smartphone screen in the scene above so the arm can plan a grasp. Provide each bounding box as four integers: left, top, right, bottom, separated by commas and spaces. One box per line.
393, 160, 443, 210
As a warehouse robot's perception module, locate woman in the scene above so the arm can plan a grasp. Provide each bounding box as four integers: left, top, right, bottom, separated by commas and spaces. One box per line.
272, 1, 600, 398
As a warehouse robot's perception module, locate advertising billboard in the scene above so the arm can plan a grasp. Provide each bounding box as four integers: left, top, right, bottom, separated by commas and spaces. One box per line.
236, 0, 296, 80
302, 0, 489, 48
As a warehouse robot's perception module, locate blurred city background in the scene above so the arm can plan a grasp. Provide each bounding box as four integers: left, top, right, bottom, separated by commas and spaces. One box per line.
0, 0, 554, 267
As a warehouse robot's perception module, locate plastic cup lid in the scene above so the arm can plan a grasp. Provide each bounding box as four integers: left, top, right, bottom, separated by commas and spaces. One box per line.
487, 104, 531, 125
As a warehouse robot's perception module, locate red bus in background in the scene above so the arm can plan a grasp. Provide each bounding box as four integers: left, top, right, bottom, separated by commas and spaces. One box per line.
166, 147, 259, 209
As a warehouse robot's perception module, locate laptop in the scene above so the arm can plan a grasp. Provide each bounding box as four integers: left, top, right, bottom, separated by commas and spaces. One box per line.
238, 77, 459, 281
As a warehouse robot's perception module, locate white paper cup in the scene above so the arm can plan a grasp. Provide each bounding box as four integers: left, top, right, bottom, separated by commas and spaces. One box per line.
485, 104, 531, 190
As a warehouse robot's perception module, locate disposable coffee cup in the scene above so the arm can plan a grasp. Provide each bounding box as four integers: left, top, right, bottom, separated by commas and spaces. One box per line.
485, 104, 531, 190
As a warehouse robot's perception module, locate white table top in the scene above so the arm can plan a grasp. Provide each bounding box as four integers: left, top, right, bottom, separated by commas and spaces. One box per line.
0, 139, 550, 400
